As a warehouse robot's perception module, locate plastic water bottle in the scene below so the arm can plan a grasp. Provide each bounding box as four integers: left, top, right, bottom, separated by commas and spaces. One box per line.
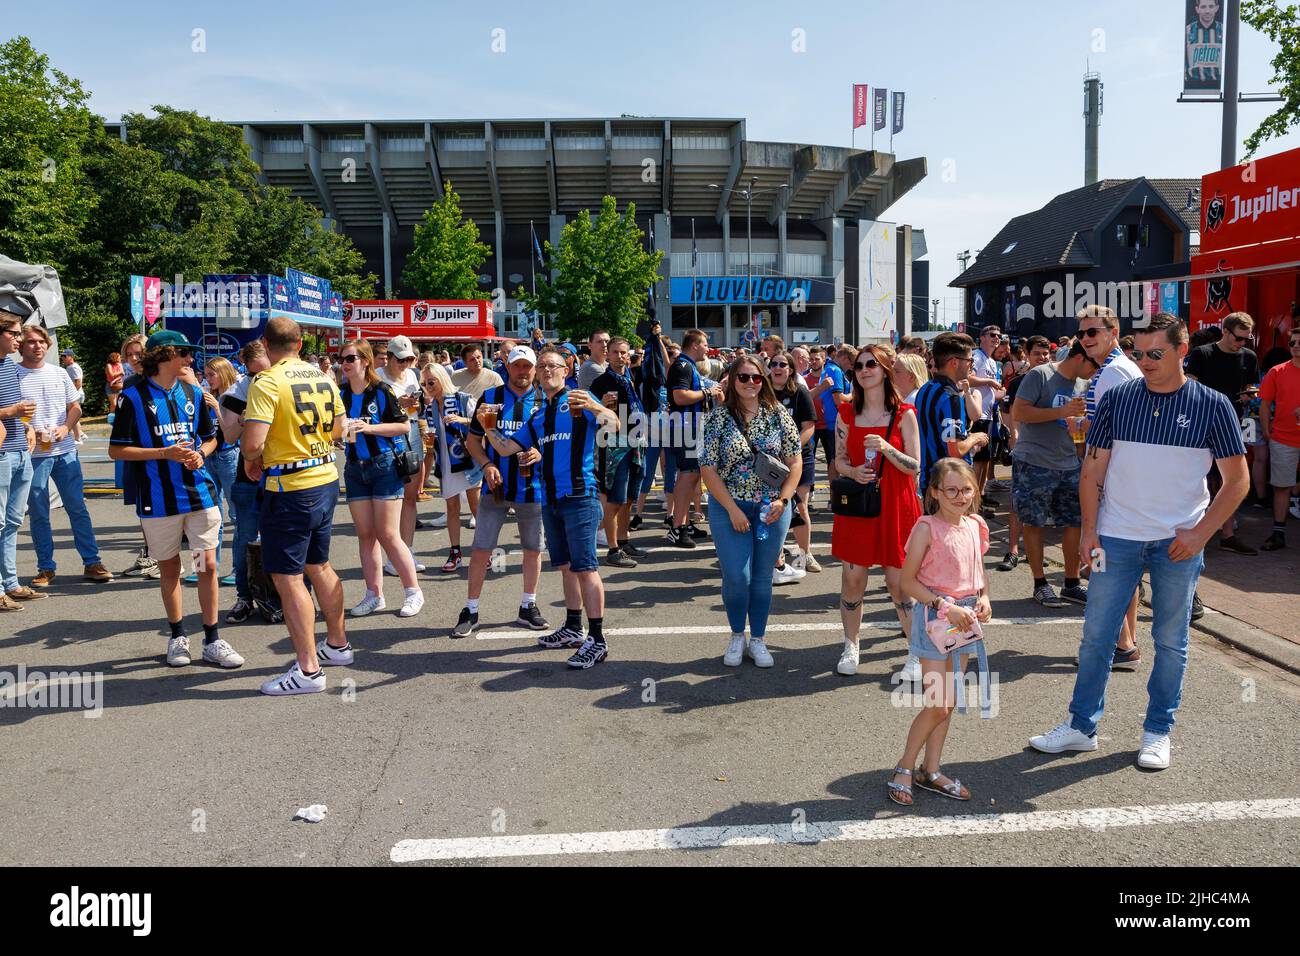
756, 499, 771, 541
863, 438, 878, 480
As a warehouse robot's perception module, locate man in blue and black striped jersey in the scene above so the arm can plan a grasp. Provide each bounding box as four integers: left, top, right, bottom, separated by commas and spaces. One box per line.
482, 346, 622, 669
109, 329, 245, 670
1031, 313, 1249, 771
913, 332, 991, 493
452, 345, 549, 637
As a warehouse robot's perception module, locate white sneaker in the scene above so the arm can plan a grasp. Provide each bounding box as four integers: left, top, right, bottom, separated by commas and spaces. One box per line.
467, 515, 476, 529
747, 637, 774, 667
429, 513, 449, 528
804, 550, 822, 573
260, 661, 326, 696
772, 563, 799, 586
897, 655, 922, 683
166, 635, 191, 667
316, 640, 354, 666
351, 591, 386, 617
836, 641, 860, 675
384, 555, 426, 575
1029, 720, 1099, 754
723, 634, 746, 667
596, 528, 609, 548
1290, 497, 1300, 521
1136, 731, 1171, 770
398, 590, 425, 618
201, 638, 245, 669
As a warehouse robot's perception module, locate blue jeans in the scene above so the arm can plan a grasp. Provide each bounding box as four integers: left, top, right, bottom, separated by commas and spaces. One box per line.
27, 451, 101, 572
206, 446, 239, 573
0, 450, 34, 591
1069, 535, 1204, 737
539, 494, 603, 572
641, 442, 678, 496
231, 481, 261, 603
708, 497, 792, 638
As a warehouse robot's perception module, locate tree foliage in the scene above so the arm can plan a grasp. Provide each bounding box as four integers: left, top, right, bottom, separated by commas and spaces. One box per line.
1241, 0, 1300, 157
402, 181, 491, 300
517, 196, 661, 343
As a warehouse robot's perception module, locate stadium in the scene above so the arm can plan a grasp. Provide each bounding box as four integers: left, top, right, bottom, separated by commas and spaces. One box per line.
107, 116, 929, 346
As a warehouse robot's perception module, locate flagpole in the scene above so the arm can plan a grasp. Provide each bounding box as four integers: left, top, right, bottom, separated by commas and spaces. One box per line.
692, 216, 698, 328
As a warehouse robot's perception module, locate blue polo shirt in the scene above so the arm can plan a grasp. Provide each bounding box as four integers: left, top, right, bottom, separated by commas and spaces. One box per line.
110, 378, 220, 518
508, 387, 602, 504
819, 361, 848, 429
914, 374, 969, 490
469, 382, 546, 504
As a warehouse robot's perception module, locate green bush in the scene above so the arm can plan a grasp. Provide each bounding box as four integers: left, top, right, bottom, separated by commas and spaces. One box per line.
56, 313, 141, 417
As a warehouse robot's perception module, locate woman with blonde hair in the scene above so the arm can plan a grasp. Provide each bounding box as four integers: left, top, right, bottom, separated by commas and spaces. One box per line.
201, 356, 241, 584
893, 353, 929, 405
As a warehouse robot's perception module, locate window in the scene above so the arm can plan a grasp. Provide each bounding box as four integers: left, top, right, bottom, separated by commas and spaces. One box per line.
554, 130, 604, 150
1116, 224, 1150, 247
496, 129, 546, 150
1002, 242, 1017, 254
264, 136, 303, 154
321, 136, 364, 153
382, 133, 423, 152
671, 134, 730, 150
613, 129, 661, 151
439, 130, 484, 152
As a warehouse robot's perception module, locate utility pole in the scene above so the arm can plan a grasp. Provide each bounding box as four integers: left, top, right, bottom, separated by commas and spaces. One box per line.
1221, 0, 1240, 169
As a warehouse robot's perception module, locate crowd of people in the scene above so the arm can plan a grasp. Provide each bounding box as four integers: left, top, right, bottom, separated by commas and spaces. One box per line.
2, 295, 1298, 795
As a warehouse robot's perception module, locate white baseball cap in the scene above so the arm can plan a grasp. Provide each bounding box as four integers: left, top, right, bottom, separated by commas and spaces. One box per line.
388, 335, 416, 360
507, 345, 537, 366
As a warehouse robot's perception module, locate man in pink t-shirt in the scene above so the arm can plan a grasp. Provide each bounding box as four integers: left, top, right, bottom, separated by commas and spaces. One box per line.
1259, 328, 1300, 550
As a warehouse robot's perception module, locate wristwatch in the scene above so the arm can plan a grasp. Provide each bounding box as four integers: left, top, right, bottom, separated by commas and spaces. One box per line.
779, 497, 790, 507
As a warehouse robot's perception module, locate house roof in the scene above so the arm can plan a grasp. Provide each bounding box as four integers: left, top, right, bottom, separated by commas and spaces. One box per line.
952, 177, 1199, 287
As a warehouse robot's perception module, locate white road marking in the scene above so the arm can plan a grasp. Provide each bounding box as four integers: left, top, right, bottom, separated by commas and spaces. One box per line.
474, 617, 1084, 640
391, 797, 1300, 862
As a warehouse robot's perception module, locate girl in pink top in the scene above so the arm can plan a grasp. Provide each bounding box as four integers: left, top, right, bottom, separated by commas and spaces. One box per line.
887, 458, 993, 808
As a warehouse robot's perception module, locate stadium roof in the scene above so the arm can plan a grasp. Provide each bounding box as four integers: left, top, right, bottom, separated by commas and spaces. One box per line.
106, 117, 926, 229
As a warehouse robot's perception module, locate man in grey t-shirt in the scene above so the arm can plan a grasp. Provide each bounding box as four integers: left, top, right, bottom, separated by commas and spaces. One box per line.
576, 329, 610, 391
1010, 341, 1098, 608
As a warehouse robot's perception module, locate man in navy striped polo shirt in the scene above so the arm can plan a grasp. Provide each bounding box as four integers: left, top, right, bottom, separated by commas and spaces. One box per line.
453, 345, 549, 637
1031, 313, 1248, 771
110, 329, 245, 670
913, 332, 990, 492
0, 306, 38, 612
481, 346, 622, 669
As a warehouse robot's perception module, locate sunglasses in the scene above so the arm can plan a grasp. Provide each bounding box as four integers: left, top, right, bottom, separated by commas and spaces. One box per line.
1227, 331, 1252, 343
854, 358, 880, 371
175, 348, 192, 358
341, 354, 361, 364
734, 372, 763, 385
769, 361, 791, 369
1079, 327, 1106, 339
1129, 348, 1169, 361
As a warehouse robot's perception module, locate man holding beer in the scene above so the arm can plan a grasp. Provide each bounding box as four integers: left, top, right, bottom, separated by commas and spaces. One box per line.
452, 345, 547, 637
0, 307, 38, 611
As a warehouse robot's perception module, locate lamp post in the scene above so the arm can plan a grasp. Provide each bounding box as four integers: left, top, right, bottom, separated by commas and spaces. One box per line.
708, 179, 788, 346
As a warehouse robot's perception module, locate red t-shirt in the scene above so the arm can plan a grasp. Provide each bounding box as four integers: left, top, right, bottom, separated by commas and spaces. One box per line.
804, 369, 826, 429
1260, 361, 1300, 447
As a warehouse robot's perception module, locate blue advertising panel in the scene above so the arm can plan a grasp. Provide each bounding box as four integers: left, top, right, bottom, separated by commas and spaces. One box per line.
285, 267, 332, 319
670, 276, 834, 306
1160, 281, 1181, 316
325, 292, 344, 322
129, 275, 145, 322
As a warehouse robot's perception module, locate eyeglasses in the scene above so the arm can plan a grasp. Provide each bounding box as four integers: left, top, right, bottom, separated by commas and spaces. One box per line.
1129, 348, 1169, 361
341, 355, 361, 364
0, 327, 18, 337
855, 358, 880, 371
734, 372, 762, 384
538, 363, 566, 372
769, 361, 790, 369
1079, 327, 1106, 339
939, 486, 976, 499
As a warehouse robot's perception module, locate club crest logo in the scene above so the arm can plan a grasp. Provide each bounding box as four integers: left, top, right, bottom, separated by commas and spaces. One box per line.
1205, 259, 1232, 314
368, 402, 379, 416
1205, 190, 1226, 233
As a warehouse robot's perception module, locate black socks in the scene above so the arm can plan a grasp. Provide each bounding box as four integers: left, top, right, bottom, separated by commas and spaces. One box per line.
203, 622, 220, 646
1033, 577, 1048, 590
168, 620, 184, 639
587, 616, 605, 645
1064, 577, 1080, 589
565, 608, 582, 631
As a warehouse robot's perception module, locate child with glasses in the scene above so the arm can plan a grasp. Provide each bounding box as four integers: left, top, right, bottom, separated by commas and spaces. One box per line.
888, 458, 992, 808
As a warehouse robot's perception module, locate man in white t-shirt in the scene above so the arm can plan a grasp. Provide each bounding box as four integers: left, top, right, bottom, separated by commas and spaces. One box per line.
450, 344, 503, 401
17, 325, 111, 586
1031, 313, 1248, 770
377, 335, 426, 571
1077, 304, 1146, 660
969, 325, 1007, 495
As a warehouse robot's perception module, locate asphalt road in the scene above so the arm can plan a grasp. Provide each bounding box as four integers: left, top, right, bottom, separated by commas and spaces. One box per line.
1, 439, 1297, 866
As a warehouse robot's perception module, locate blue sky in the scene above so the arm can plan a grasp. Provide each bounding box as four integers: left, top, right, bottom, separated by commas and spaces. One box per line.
13, 0, 1298, 318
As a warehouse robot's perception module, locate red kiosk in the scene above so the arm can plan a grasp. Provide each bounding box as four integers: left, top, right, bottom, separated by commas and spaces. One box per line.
1190, 146, 1300, 356
341, 299, 500, 350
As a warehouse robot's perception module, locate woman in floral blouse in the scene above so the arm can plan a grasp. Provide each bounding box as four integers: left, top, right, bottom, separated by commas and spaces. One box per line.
700, 356, 802, 669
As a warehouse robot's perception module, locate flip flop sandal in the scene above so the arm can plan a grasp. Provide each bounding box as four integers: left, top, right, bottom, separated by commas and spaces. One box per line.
914, 768, 970, 801
886, 765, 914, 807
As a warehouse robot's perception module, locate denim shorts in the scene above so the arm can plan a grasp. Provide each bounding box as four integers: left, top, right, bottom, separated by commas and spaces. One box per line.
344, 452, 404, 502
259, 480, 339, 575
600, 447, 645, 505
540, 493, 602, 572
1011, 459, 1081, 528
909, 595, 980, 661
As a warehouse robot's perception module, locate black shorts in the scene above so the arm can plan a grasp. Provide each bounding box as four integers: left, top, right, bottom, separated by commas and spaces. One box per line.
258, 480, 339, 575
815, 428, 835, 465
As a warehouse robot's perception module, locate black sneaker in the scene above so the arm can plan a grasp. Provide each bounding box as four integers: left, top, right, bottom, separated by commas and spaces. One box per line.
452, 607, 479, 638
1261, 532, 1287, 552
1033, 583, 1065, 608
1059, 584, 1088, 605
226, 598, 254, 624
662, 515, 675, 529
995, 552, 1019, 572
620, 541, 649, 558
1112, 645, 1142, 669
538, 625, 585, 649
629, 514, 643, 531
566, 638, 608, 669
515, 604, 548, 630
667, 527, 696, 549
256, 600, 284, 624
687, 522, 709, 540
1218, 536, 1258, 555
1190, 591, 1205, 621
605, 548, 637, 569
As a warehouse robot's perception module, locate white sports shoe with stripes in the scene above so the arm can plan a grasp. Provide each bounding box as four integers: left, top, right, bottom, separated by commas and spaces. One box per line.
316, 640, 354, 666
260, 662, 326, 696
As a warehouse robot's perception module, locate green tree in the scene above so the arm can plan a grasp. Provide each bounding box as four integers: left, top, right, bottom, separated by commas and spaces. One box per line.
518, 196, 661, 343
1242, 0, 1300, 157
57, 312, 140, 416
0, 36, 98, 273
402, 181, 491, 300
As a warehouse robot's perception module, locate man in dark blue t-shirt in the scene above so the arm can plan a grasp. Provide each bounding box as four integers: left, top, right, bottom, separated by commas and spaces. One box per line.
913, 332, 990, 493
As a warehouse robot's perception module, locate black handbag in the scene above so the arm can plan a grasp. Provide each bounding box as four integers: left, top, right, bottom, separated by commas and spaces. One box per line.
730, 409, 790, 490
829, 412, 894, 519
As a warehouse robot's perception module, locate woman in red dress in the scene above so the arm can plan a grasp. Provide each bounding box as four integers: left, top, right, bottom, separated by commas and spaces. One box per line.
832, 344, 922, 677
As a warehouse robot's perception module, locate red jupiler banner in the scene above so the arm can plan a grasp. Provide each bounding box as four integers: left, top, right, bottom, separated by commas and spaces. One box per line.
343, 299, 496, 340
1200, 146, 1300, 255
853, 84, 869, 130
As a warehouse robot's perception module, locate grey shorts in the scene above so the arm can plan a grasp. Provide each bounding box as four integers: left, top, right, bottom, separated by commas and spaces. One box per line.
1269, 439, 1300, 489
472, 496, 543, 553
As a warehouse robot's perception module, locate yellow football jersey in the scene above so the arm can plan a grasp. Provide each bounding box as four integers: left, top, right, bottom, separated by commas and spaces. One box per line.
246, 358, 344, 492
